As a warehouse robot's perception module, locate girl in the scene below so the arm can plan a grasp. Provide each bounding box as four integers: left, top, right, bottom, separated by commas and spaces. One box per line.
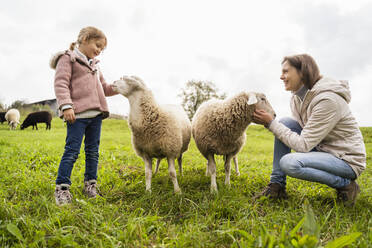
50, 26, 117, 205
253, 54, 366, 206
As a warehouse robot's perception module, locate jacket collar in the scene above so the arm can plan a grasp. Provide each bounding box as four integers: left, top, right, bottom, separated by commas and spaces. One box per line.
72, 49, 99, 69
293, 77, 352, 115
49, 49, 100, 70
294, 85, 308, 102
74, 48, 94, 66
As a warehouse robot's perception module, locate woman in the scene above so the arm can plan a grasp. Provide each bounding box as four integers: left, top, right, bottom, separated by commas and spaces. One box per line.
253, 54, 366, 205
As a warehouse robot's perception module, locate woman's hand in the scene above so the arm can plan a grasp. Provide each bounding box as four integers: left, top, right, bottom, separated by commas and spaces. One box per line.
253, 109, 273, 127
63, 108, 76, 124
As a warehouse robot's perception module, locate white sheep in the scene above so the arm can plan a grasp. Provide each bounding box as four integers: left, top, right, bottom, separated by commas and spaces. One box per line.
112, 76, 191, 193
5, 109, 20, 130
192, 92, 275, 192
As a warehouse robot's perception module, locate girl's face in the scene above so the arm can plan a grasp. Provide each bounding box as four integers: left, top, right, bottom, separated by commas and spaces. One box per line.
79, 38, 106, 60
280, 61, 303, 92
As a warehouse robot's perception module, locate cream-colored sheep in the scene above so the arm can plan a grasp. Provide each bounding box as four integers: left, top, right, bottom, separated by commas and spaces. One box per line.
5, 109, 20, 130
192, 92, 275, 192
113, 76, 191, 193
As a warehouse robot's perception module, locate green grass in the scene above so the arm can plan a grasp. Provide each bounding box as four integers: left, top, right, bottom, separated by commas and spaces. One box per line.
0, 119, 371, 247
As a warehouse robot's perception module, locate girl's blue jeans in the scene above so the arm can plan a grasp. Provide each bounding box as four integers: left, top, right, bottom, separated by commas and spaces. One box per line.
56, 115, 102, 185
270, 117, 356, 189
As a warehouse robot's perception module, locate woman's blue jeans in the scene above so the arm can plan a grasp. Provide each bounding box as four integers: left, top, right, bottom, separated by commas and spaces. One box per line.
56, 115, 102, 185
270, 117, 356, 189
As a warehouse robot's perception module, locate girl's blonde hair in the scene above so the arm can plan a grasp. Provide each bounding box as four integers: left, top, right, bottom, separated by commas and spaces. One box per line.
69, 26, 107, 51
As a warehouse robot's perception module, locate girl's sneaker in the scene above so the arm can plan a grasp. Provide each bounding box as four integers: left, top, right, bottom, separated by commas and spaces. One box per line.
83, 179, 98, 198
55, 184, 72, 205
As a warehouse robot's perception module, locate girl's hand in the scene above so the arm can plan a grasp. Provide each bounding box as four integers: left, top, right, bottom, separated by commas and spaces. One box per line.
253, 109, 273, 127
63, 108, 76, 124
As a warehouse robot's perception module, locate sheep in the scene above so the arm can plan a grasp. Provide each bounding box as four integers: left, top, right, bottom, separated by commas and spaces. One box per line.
112, 76, 191, 193
192, 92, 275, 192
5, 109, 20, 130
21, 111, 52, 130
0, 112, 6, 124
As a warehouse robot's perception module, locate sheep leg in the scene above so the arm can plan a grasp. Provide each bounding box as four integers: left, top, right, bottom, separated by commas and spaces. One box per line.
143, 156, 153, 192
167, 157, 181, 194
154, 158, 161, 175
207, 154, 218, 193
233, 156, 240, 176
177, 154, 183, 176
224, 154, 233, 186
35, 123, 38, 130
205, 155, 220, 176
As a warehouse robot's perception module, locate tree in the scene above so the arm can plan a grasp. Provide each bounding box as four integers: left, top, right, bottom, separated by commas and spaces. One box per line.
9, 100, 27, 110
178, 80, 226, 120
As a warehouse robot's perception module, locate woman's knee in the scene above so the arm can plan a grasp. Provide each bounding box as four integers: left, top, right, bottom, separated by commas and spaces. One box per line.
279, 154, 301, 175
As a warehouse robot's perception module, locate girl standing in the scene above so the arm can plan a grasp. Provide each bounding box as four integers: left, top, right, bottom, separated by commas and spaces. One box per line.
50, 26, 117, 205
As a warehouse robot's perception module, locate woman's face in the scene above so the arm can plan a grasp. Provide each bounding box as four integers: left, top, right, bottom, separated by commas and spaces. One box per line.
280, 61, 303, 92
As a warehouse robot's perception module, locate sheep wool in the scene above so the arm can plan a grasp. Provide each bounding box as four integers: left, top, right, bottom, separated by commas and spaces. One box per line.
5, 108, 21, 130
113, 76, 191, 193
192, 92, 275, 192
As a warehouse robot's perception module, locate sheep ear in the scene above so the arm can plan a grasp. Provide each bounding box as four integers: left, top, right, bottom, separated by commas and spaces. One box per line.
121, 75, 131, 81
130, 75, 144, 84
247, 93, 257, 105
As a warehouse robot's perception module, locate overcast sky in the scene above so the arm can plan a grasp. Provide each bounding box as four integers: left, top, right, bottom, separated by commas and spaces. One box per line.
1, 0, 371, 126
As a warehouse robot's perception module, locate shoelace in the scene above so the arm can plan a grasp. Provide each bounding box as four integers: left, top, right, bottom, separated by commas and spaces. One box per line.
57, 190, 72, 202
86, 183, 97, 194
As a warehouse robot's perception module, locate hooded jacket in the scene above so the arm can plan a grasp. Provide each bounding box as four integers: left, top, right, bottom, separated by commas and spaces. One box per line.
50, 50, 116, 119
269, 77, 366, 177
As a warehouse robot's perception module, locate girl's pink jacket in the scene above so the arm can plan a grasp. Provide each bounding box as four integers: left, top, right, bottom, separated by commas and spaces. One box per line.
50, 50, 117, 119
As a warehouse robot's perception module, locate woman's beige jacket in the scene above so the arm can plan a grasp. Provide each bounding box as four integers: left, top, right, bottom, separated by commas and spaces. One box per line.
269, 77, 366, 177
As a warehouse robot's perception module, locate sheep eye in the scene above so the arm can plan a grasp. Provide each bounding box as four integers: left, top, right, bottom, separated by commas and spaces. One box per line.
261, 98, 266, 101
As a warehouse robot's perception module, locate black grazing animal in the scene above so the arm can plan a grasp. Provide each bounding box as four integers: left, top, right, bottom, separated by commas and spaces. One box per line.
21, 111, 52, 130
0, 112, 6, 124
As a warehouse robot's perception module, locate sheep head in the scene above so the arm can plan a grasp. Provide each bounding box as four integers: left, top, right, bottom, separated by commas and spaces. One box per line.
248, 92, 276, 119
112, 75, 147, 97
9, 120, 19, 129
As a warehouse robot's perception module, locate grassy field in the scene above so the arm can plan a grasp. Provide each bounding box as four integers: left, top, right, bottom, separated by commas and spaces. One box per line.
0, 118, 371, 247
